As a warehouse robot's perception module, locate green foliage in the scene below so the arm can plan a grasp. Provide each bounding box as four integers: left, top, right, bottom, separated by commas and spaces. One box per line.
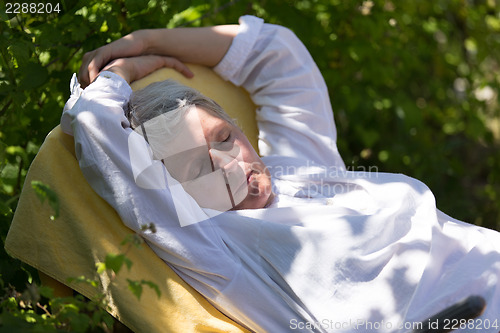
1, 0, 500, 330
2, 176, 158, 330
96, 227, 161, 301
0, 281, 114, 332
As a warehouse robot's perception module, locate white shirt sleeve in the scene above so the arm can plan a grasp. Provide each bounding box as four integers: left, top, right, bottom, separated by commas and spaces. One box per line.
60, 71, 241, 290
214, 15, 345, 170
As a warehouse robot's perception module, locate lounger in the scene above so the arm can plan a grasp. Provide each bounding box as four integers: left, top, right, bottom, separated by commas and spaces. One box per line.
5, 65, 257, 332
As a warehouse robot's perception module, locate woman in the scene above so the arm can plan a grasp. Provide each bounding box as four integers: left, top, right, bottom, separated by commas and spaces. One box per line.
63, 16, 500, 332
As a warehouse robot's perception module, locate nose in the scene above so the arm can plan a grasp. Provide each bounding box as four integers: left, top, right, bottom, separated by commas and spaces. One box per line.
208, 146, 248, 204
209, 140, 240, 164
209, 148, 237, 170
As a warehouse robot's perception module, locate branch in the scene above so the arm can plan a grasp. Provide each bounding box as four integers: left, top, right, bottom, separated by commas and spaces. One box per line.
0, 98, 13, 118
36, 302, 52, 317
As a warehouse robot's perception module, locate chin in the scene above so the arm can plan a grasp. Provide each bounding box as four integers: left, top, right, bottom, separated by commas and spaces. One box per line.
233, 186, 273, 210
232, 196, 265, 210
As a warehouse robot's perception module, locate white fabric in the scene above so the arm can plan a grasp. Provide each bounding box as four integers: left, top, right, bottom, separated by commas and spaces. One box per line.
61, 16, 500, 333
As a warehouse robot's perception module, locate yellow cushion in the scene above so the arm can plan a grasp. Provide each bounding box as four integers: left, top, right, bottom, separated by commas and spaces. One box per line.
5, 65, 255, 333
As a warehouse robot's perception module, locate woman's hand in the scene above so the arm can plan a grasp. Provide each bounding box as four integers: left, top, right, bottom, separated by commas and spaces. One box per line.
101, 55, 194, 84
79, 30, 149, 87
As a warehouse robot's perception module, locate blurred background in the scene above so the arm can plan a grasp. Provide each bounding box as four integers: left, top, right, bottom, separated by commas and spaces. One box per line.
1, 0, 499, 330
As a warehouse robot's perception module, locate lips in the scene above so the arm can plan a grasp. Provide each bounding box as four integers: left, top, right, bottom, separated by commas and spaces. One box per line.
246, 170, 254, 184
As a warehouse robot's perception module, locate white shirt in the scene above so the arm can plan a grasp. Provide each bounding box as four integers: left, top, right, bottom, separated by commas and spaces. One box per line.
62, 16, 500, 333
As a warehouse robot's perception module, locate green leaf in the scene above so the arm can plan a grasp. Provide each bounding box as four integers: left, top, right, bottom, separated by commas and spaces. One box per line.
8, 40, 33, 68
126, 279, 161, 300
67, 275, 99, 288
31, 180, 59, 220
167, 4, 210, 28
0, 8, 8, 21
38, 285, 55, 299
125, 0, 147, 14
104, 253, 132, 274
142, 280, 161, 299
95, 262, 106, 274
0, 200, 12, 216
0, 141, 6, 169
19, 62, 49, 89
120, 233, 141, 247
101, 311, 116, 330
126, 279, 142, 300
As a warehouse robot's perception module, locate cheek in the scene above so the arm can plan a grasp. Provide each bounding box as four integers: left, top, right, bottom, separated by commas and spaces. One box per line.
236, 138, 260, 164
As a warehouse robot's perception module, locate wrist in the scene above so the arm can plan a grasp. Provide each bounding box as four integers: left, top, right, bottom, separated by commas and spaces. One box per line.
104, 66, 131, 84
135, 29, 155, 55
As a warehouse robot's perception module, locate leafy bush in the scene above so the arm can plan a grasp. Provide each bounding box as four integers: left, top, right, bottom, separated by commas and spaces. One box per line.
0, 282, 114, 333
1, 0, 499, 330
0, 180, 159, 331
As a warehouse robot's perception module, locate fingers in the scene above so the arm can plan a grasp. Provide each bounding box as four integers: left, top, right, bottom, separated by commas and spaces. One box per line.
79, 51, 95, 88
87, 58, 102, 86
78, 32, 146, 87
163, 57, 194, 78
78, 54, 194, 87
78, 47, 112, 88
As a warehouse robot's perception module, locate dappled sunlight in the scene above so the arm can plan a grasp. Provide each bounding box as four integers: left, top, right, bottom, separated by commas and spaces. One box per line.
3, 1, 500, 332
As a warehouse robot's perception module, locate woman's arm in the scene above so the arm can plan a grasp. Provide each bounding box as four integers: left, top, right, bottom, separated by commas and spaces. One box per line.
214, 16, 346, 169
79, 25, 239, 87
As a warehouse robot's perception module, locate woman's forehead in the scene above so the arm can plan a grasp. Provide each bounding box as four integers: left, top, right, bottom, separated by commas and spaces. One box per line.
193, 106, 231, 141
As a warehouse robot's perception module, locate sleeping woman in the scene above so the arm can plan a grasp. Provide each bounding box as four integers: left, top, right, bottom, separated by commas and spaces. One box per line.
62, 15, 500, 332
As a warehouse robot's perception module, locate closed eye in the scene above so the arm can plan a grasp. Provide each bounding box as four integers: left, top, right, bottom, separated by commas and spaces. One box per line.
222, 132, 231, 143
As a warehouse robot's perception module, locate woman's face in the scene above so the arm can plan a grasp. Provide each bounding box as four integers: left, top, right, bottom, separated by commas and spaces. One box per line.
196, 107, 275, 210
154, 106, 274, 211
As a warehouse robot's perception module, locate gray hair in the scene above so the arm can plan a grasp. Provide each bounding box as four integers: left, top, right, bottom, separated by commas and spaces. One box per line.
126, 79, 236, 130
